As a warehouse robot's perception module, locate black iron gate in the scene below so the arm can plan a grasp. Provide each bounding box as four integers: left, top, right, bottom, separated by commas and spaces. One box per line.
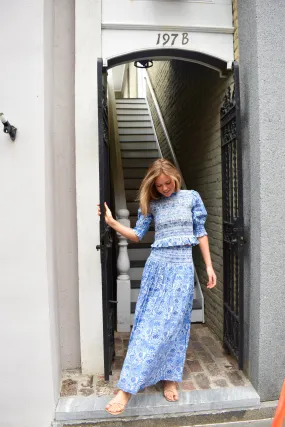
221, 61, 244, 369
97, 59, 117, 380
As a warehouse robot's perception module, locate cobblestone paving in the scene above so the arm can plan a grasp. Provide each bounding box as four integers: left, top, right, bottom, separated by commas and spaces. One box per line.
60, 324, 249, 397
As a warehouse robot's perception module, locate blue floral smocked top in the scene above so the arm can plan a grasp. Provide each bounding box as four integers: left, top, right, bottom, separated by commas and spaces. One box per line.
133, 190, 208, 248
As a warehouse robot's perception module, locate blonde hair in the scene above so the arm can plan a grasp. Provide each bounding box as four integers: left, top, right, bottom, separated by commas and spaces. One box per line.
137, 158, 182, 215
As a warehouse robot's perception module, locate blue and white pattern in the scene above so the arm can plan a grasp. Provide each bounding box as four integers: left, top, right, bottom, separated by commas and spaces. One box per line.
133, 190, 207, 247
116, 190, 207, 394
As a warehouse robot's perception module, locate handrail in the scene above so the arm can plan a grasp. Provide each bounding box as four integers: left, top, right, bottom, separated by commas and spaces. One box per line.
144, 70, 186, 189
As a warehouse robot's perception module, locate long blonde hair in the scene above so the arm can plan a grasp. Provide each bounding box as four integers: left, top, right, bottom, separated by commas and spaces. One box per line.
137, 159, 182, 215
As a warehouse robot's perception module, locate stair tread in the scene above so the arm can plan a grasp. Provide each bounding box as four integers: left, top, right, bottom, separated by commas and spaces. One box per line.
130, 260, 146, 268
131, 299, 202, 313
128, 243, 151, 249
131, 280, 141, 289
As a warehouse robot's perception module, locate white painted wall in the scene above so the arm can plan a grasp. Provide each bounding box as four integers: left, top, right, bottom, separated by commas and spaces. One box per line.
102, 0, 234, 62
129, 64, 138, 98
112, 64, 126, 92
54, 0, 81, 370
75, 0, 104, 374
0, 0, 61, 426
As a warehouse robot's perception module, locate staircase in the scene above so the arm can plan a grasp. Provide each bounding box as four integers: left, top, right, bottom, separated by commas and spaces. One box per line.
116, 98, 204, 325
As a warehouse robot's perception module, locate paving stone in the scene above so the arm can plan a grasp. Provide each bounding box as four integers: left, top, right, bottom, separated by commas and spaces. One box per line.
145, 383, 162, 393
190, 330, 199, 340
189, 341, 205, 352
201, 336, 217, 346
208, 345, 225, 358
192, 323, 204, 329
182, 367, 193, 380
78, 387, 94, 396
113, 356, 124, 369
198, 351, 215, 364
60, 379, 77, 396
80, 376, 93, 388
205, 363, 221, 376
181, 381, 196, 391
227, 371, 245, 386
187, 359, 203, 373
213, 378, 229, 388
59, 326, 249, 398
195, 373, 211, 389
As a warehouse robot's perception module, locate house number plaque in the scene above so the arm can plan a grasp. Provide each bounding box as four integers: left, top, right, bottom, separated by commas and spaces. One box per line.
156, 33, 190, 46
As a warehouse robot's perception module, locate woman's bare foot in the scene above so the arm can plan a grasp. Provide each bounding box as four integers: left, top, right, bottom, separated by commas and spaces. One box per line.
105, 390, 131, 415
163, 381, 179, 402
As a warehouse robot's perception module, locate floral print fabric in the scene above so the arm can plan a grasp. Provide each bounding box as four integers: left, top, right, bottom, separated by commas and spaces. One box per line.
116, 190, 208, 394
133, 190, 207, 247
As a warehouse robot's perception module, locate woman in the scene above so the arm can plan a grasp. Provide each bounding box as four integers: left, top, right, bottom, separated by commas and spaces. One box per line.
97, 159, 216, 415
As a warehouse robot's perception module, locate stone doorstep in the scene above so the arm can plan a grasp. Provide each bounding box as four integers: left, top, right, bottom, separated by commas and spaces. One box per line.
53, 421, 273, 427
55, 385, 260, 422
52, 401, 278, 427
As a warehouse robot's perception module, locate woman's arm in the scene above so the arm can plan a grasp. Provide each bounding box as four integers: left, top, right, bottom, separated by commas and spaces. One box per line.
98, 202, 139, 243
198, 235, 217, 289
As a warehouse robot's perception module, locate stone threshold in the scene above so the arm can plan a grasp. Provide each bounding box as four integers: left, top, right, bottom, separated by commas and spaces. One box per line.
55, 385, 260, 422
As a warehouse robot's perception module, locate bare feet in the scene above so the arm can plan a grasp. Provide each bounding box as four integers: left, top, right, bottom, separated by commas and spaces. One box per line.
163, 381, 179, 402
105, 390, 131, 415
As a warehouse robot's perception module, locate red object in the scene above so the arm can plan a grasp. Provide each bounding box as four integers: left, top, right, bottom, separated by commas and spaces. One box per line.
272, 380, 285, 427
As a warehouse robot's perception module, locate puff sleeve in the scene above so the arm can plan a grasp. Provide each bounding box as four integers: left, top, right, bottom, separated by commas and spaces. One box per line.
191, 191, 208, 238
133, 208, 153, 241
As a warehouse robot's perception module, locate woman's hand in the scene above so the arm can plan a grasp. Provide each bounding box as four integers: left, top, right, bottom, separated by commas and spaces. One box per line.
97, 202, 115, 226
206, 265, 217, 289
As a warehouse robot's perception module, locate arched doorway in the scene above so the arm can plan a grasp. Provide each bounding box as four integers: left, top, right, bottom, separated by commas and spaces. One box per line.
97, 49, 244, 380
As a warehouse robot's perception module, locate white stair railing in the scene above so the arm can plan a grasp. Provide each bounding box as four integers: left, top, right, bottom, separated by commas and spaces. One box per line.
108, 70, 131, 332
144, 70, 205, 323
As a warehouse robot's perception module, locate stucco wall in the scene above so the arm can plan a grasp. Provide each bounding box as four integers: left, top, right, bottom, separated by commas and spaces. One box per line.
238, 0, 285, 401
54, 0, 80, 370
0, 1, 61, 426
75, 0, 104, 374
147, 61, 232, 340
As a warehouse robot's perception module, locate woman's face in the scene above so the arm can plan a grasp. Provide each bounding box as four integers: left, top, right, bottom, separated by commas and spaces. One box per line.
154, 173, 176, 197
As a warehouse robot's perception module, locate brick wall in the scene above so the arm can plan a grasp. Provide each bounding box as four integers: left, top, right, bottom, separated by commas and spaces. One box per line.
147, 61, 233, 340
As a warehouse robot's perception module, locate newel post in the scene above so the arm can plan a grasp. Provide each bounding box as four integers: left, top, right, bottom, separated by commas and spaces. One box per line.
116, 208, 131, 332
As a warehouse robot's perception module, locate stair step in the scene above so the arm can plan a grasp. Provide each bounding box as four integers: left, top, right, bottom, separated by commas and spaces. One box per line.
128, 242, 151, 249
123, 168, 149, 178
124, 178, 142, 188
116, 103, 147, 109
131, 302, 136, 314
130, 267, 144, 280
116, 98, 146, 103
128, 247, 151, 260
119, 128, 153, 135
121, 142, 157, 150
117, 115, 150, 121
116, 109, 148, 115
131, 280, 141, 289
121, 150, 159, 159
120, 134, 156, 142
118, 121, 152, 128
131, 299, 202, 314
123, 158, 156, 168
126, 189, 139, 200
130, 260, 146, 268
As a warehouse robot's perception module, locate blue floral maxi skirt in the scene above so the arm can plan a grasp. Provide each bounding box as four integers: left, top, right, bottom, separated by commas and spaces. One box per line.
117, 246, 194, 394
